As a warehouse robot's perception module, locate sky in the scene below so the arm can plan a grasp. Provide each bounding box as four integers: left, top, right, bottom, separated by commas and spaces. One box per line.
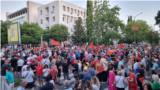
1, 0, 160, 31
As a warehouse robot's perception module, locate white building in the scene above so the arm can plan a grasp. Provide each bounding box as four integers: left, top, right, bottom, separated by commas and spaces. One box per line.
37, 0, 86, 35
6, 1, 43, 24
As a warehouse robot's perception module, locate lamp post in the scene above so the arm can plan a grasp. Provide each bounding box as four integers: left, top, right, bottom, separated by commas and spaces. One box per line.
131, 12, 144, 44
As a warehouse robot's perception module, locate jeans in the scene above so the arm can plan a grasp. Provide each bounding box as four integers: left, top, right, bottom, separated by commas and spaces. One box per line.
63, 72, 69, 80
1, 76, 8, 90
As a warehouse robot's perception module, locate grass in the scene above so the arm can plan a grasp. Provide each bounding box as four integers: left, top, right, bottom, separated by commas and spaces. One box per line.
1, 77, 21, 88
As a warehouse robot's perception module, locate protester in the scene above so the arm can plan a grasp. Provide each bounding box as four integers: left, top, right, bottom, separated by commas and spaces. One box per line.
17, 79, 27, 90
91, 76, 100, 90
108, 66, 116, 90
81, 69, 91, 90
10, 55, 18, 78
136, 64, 145, 90
85, 80, 94, 90
6, 67, 14, 90
43, 65, 49, 81
17, 57, 24, 78
56, 59, 62, 85
36, 62, 44, 88
151, 59, 159, 74
152, 74, 159, 90
127, 69, 138, 90
1, 60, 9, 90
143, 82, 153, 90
116, 71, 127, 90
73, 80, 80, 90
64, 80, 73, 90
39, 75, 54, 90
62, 59, 70, 80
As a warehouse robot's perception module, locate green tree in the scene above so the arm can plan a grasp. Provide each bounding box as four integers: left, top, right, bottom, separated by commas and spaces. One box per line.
71, 17, 86, 45
1, 20, 11, 44
127, 16, 132, 23
86, 0, 93, 43
123, 20, 150, 43
147, 29, 159, 45
155, 10, 160, 25
92, 0, 125, 44
20, 22, 43, 44
49, 24, 69, 42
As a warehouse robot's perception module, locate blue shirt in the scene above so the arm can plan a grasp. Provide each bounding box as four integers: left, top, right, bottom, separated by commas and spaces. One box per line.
153, 63, 159, 73
81, 73, 91, 88
6, 72, 14, 83
118, 61, 123, 69
69, 56, 72, 60
17, 86, 25, 90
39, 83, 54, 90
88, 68, 96, 77
76, 52, 80, 57
65, 88, 73, 90
135, 67, 140, 74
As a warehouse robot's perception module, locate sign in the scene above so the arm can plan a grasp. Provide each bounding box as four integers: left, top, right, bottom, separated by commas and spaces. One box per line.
132, 26, 139, 30
7, 22, 21, 45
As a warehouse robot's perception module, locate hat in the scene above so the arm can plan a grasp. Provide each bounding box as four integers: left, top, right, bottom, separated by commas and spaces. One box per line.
5, 60, 9, 62
27, 62, 31, 64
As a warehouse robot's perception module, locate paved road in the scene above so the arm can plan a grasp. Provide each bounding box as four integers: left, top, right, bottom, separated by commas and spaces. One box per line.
14, 62, 154, 90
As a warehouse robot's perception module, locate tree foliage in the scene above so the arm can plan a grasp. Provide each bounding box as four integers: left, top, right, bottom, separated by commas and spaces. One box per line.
86, 0, 93, 43
92, 0, 125, 44
155, 10, 160, 25
1, 20, 12, 44
45, 24, 69, 42
147, 29, 159, 45
71, 17, 86, 45
20, 22, 43, 44
123, 20, 150, 43
127, 16, 132, 23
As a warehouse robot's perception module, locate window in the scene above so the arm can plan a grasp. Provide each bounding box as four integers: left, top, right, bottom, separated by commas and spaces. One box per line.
26, 10, 27, 13
71, 8, 73, 13
71, 17, 72, 23
75, 9, 76, 14
52, 6, 55, 11
84, 12, 85, 17
41, 19, 43, 24
40, 10, 42, 15
81, 11, 82, 15
23, 11, 25, 14
53, 17, 55, 22
63, 6, 66, 11
63, 17, 64, 21
67, 18, 68, 23
78, 11, 79, 15
67, 7, 70, 12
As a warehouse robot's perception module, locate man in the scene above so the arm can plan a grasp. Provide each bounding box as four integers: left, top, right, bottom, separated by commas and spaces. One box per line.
146, 56, 151, 78
72, 60, 78, 74
36, 54, 42, 62
39, 76, 54, 90
1, 60, 9, 90
88, 64, 96, 77
21, 62, 31, 77
41, 56, 50, 66
17, 57, 24, 78
141, 56, 146, 68
6, 67, 14, 90
80, 69, 91, 89
17, 79, 27, 90
22, 66, 35, 90
56, 59, 62, 85
64, 80, 73, 90
30, 61, 37, 85
151, 59, 159, 74
76, 51, 80, 60
35, 62, 44, 88
62, 59, 70, 80
0, 54, 4, 81
10, 55, 18, 78
74, 71, 84, 81
117, 56, 123, 70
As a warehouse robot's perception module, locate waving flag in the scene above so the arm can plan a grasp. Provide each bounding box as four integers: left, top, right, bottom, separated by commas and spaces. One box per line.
103, 45, 106, 49
120, 43, 124, 48
51, 39, 58, 45
34, 46, 37, 53
43, 43, 46, 47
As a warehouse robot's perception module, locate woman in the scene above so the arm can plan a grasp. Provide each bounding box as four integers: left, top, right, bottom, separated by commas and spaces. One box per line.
100, 58, 108, 83
73, 80, 81, 90
85, 80, 94, 90
91, 76, 100, 90
136, 64, 145, 90
142, 81, 152, 90
127, 57, 132, 70
43, 65, 50, 82
96, 63, 104, 84
127, 69, 138, 90
152, 74, 159, 90
78, 60, 82, 73
49, 56, 56, 69
108, 66, 117, 90
120, 65, 125, 77
115, 71, 126, 90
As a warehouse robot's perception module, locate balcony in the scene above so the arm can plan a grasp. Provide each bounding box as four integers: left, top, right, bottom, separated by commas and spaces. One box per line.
46, 23, 49, 27
71, 12, 73, 14
77, 14, 79, 16
51, 11, 54, 13
46, 13, 49, 17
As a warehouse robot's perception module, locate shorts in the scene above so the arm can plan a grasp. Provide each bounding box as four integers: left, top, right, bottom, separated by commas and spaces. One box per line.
37, 76, 43, 80
25, 82, 34, 89
53, 78, 56, 83
146, 67, 150, 71
34, 73, 37, 79
17, 66, 22, 72
57, 72, 61, 77
13, 67, 17, 72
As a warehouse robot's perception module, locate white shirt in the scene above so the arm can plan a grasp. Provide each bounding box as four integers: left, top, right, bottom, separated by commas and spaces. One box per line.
103, 63, 107, 71
92, 85, 100, 90
121, 69, 125, 77
134, 62, 138, 70
33, 55, 37, 58
21, 65, 31, 77
41, 59, 50, 65
43, 68, 49, 77
116, 76, 125, 88
22, 70, 34, 83
17, 59, 24, 66
141, 58, 146, 67
78, 63, 81, 69
73, 54, 76, 59
48, 52, 52, 57
27, 57, 31, 61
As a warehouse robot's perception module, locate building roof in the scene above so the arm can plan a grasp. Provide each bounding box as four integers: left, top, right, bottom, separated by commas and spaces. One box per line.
7, 7, 27, 17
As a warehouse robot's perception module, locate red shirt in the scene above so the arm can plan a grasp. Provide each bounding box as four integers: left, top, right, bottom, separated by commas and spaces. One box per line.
48, 67, 58, 79
36, 65, 44, 76
129, 73, 138, 90
71, 58, 75, 64
36, 56, 42, 62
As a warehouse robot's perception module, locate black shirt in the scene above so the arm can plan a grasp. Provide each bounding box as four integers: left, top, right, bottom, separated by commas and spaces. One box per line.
56, 62, 62, 72
10, 58, 18, 67
138, 69, 144, 78
62, 63, 69, 73
39, 82, 54, 90
1, 60, 5, 67
30, 64, 37, 70
73, 64, 78, 73
1, 64, 9, 76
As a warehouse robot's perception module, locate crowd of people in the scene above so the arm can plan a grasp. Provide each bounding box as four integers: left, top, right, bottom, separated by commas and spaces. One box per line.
1, 44, 160, 90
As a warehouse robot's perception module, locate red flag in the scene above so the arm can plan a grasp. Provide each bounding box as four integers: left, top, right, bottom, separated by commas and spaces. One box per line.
43, 43, 46, 47
64, 42, 68, 45
34, 46, 37, 53
51, 39, 58, 45
90, 42, 94, 48
120, 43, 124, 48
58, 43, 61, 47
42, 46, 44, 51
132, 26, 139, 30
96, 45, 99, 51
107, 50, 112, 55
103, 45, 106, 49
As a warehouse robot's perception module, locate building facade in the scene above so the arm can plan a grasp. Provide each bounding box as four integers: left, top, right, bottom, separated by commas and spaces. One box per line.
6, 1, 43, 24
37, 0, 86, 35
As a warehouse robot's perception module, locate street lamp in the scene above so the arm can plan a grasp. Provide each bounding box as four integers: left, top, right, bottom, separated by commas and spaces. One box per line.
131, 12, 144, 44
